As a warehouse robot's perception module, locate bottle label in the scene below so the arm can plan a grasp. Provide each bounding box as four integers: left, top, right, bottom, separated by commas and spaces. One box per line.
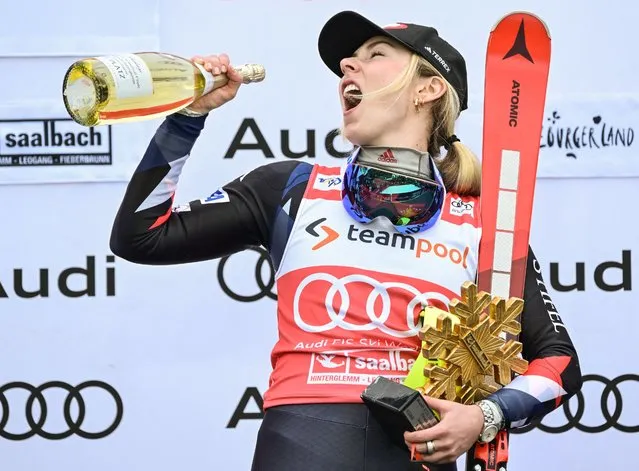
97, 54, 154, 100
193, 62, 215, 95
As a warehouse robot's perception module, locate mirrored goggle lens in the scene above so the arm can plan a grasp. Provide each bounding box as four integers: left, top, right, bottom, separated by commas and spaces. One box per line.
342, 164, 445, 232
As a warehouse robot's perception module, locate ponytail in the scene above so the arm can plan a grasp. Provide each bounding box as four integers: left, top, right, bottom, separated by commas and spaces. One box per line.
435, 141, 482, 196
416, 57, 482, 196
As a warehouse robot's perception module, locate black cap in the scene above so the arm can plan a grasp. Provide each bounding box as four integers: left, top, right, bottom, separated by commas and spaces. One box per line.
318, 11, 468, 111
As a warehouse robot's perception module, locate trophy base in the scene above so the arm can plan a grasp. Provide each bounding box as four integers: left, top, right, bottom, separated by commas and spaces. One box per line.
361, 376, 439, 449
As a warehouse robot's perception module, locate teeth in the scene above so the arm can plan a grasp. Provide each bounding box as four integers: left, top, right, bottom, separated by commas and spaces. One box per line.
344, 83, 361, 95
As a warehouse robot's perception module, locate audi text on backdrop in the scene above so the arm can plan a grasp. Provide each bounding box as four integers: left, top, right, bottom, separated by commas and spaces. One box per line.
1, 255, 115, 298
548, 250, 632, 292
222, 118, 352, 159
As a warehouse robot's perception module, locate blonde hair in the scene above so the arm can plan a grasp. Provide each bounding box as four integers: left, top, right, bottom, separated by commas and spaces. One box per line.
344, 54, 482, 196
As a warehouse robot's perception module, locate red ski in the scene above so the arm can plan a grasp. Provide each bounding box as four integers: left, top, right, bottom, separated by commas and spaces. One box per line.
476, 11, 551, 304
468, 11, 551, 471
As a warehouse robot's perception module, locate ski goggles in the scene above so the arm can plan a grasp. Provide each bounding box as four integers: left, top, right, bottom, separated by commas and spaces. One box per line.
341, 156, 446, 235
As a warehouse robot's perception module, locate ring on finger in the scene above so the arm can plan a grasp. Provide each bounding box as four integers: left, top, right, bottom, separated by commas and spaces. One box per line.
426, 440, 436, 454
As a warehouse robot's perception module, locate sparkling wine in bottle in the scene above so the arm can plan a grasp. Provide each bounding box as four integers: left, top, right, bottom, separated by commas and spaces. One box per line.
62, 52, 265, 127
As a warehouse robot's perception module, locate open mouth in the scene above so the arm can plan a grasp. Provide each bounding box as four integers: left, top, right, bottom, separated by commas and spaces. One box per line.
343, 83, 363, 111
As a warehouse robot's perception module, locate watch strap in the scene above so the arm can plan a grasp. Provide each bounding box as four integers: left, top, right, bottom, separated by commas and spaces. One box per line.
477, 399, 505, 439
176, 106, 209, 118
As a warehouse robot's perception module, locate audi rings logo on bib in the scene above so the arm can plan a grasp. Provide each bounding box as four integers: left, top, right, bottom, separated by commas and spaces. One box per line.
512, 374, 638, 434
279, 265, 458, 339
0, 380, 123, 440
293, 272, 453, 338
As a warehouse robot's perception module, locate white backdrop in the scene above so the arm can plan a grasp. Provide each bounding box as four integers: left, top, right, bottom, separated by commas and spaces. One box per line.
0, 0, 637, 470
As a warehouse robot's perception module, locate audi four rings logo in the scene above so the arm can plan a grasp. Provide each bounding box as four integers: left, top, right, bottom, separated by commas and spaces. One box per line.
294, 273, 452, 338
512, 374, 638, 434
217, 246, 277, 302
0, 380, 123, 440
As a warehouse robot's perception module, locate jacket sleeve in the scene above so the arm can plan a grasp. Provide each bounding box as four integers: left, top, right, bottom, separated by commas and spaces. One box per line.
109, 112, 308, 265
486, 246, 583, 429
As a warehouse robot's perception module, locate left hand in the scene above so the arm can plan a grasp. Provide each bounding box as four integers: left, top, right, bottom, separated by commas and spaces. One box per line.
403, 396, 484, 464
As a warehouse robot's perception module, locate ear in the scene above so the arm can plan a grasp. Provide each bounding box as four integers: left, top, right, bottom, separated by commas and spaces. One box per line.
414, 76, 447, 105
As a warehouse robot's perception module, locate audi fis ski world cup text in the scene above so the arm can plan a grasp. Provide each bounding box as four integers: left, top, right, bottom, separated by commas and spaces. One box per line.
0, 119, 113, 166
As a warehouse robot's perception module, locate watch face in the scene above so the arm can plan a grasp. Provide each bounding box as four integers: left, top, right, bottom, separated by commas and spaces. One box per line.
481, 425, 498, 443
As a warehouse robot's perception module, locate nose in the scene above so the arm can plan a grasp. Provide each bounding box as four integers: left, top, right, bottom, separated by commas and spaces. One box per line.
340, 56, 360, 75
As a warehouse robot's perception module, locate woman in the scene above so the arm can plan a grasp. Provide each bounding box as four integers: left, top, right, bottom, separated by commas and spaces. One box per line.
110, 10, 582, 471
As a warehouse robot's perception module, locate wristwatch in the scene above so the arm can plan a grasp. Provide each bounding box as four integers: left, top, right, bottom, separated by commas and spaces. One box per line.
476, 399, 505, 443
176, 107, 208, 118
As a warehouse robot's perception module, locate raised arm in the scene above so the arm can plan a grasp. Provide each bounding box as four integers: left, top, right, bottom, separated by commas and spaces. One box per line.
109, 111, 312, 265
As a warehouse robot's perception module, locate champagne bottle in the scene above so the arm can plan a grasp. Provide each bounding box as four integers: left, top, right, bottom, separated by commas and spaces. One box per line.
62, 52, 265, 127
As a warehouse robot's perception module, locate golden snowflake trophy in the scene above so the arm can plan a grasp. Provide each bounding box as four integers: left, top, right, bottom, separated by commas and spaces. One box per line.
360, 283, 529, 451
409, 284, 528, 404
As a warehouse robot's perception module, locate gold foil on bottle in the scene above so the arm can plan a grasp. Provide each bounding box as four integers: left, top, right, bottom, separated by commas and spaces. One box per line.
234, 64, 266, 83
